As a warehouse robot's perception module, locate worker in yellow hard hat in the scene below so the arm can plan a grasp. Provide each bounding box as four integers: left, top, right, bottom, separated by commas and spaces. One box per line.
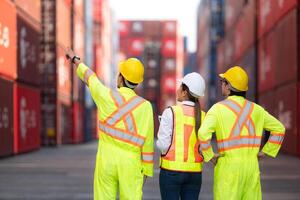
157, 72, 206, 200
65, 48, 154, 200
198, 66, 285, 200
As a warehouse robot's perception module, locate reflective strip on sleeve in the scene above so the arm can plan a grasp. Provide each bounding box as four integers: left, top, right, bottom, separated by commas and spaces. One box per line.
142, 153, 154, 163
99, 121, 145, 147
83, 68, 95, 86
268, 133, 284, 145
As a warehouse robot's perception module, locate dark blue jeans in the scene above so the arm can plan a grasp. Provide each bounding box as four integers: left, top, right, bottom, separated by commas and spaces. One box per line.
159, 168, 202, 200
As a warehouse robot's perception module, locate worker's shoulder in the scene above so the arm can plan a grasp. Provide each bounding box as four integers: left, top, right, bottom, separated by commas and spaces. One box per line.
136, 95, 152, 109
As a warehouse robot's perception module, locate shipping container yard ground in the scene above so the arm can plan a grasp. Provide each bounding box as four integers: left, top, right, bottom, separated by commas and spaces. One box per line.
0, 141, 299, 200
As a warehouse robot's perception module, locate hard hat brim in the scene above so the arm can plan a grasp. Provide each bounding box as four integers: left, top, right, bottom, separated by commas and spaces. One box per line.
219, 73, 225, 78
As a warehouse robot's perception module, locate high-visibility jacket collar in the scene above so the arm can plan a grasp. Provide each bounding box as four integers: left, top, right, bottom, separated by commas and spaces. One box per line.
227, 95, 245, 102
118, 87, 136, 95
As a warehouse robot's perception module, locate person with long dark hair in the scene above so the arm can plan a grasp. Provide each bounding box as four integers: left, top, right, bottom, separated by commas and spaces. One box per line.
157, 72, 206, 200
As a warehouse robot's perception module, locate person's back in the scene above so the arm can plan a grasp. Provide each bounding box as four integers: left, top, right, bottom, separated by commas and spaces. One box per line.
65, 49, 154, 200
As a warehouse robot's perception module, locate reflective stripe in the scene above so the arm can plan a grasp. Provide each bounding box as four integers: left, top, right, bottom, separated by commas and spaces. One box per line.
110, 91, 140, 133
106, 96, 144, 125
268, 134, 284, 144
232, 101, 253, 137
218, 137, 261, 151
99, 122, 145, 147
83, 69, 95, 86
200, 141, 212, 150
142, 153, 154, 162
111, 90, 123, 105
221, 100, 255, 137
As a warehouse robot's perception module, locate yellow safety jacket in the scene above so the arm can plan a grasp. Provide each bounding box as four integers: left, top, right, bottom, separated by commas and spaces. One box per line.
77, 63, 154, 176
198, 95, 285, 161
160, 104, 205, 172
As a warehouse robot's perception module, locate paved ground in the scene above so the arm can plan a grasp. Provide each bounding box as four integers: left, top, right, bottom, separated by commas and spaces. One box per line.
0, 141, 299, 200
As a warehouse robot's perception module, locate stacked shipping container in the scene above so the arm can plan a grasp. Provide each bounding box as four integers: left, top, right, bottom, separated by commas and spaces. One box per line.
257, 0, 299, 155
0, 0, 41, 157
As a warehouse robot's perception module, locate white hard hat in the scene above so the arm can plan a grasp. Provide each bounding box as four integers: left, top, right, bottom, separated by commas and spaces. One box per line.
182, 72, 205, 98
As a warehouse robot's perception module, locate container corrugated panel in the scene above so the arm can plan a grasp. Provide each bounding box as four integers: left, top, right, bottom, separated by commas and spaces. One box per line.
73, 0, 84, 18
224, 0, 244, 31
72, 102, 84, 144
17, 12, 40, 86
258, 0, 298, 38
0, 77, 14, 157
119, 21, 130, 38
93, 0, 102, 23
258, 29, 276, 93
161, 57, 177, 73
130, 21, 144, 36
234, 0, 255, 61
0, 0, 17, 79
72, 67, 84, 102
162, 21, 177, 38
144, 21, 162, 38
57, 46, 71, 105
56, 0, 71, 48
223, 31, 235, 67
127, 38, 145, 57
59, 103, 72, 144
161, 38, 177, 58
160, 73, 176, 94
15, 0, 41, 23
197, 29, 210, 59
14, 83, 40, 154
236, 46, 256, 102
275, 9, 298, 86
73, 14, 85, 58
83, 106, 97, 142
197, 0, 211, 38
275, 83, 298, 155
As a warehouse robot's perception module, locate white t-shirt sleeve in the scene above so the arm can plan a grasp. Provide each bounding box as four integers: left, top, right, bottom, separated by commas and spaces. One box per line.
156, 107, 173, 154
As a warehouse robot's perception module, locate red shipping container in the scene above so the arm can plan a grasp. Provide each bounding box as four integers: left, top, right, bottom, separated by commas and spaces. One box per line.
224, 31, 235, 67
73, 15, 85, 57
162, 21, 177, 37
144, 21, 162, 38
57, 47, 71, 105
161, 57, 176, 72
127, 38, 144, 56
119, 21, 130, 38
224, 0, 244, 31
93, 0, 102, 23
131, 21, 144, 35
275, 9, 298, 86
161, 38, 177, 57
275, 83, 298, 155
0, 77, 14, 157
217, 41, 225, 74
234, 0, 255, 61
15, 0, 41, 23
17, 13, 40, 86
56, 0, 71, 48
72, 102, 83, 143
58, 103, 72, 144
236, 47, 256, 102
14, 83, 40, 154
197, 29, 210, 59
258, 0, 298, 38
258, 91, 275, 116
161, 73, 177, 94
0, 0, 17, 79
258, 30, 276, 93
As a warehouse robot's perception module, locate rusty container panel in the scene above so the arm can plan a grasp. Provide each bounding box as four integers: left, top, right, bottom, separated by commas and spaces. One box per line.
234, 0, 255, 61
162, 21, 177, 38
15, 0, 41, 23
73, 14, 85, 58
56, 0, 71, 48
0, 0, 17, 79
72, 102, 84, 144
274, 9, 298, 86
258, 30, 276, 93
14, 83, 40, 154
57, 46, 71, 105
275, 83, 298, 155
17, 13, 40, 86
0, 77, 14, 157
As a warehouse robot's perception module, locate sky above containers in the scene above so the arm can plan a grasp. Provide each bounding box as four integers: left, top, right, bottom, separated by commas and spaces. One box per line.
110, 0, 200, 52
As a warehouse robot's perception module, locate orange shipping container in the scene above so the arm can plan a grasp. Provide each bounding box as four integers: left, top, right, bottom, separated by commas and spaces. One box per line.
15, 0, 41, 23
0, 0, 17, 79
56, 0, 71, 48
57, 46, 71, 105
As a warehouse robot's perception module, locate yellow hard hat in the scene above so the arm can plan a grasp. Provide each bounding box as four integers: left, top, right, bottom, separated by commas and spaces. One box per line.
118, 58, 144, 84
219, 66, 248, 91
